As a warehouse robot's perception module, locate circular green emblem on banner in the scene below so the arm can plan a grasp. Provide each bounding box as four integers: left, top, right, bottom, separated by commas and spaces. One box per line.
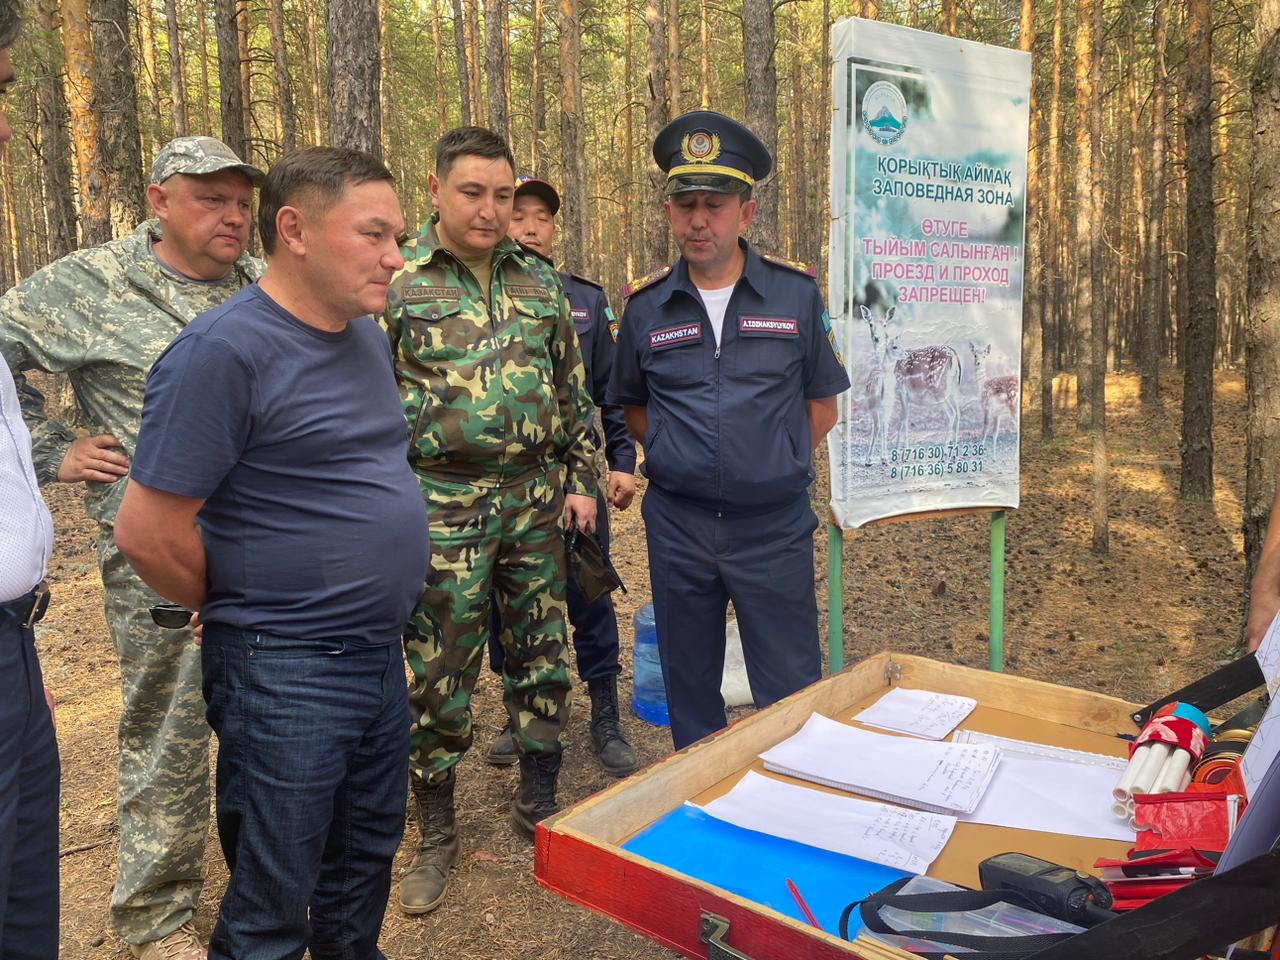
862, 81, 908, 146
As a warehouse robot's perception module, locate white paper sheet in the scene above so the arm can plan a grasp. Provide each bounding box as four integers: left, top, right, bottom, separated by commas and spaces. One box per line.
698, 770, 956, 874
1241, 690, 1280, 800
958, 753, 1135, 842
1256, 611, 1280, 698
854, 687, 977, 740
759, 712, 1001, 815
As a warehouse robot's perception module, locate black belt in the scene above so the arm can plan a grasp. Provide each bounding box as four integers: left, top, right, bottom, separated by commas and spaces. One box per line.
0, 582, 50, 629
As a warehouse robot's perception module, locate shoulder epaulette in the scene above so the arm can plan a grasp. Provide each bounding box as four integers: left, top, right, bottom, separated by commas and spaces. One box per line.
623, 264, 671, 300
569, 272, 603, 292
761, 252, 817, 278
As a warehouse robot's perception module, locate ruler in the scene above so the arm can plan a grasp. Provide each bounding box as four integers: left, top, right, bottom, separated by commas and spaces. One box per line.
952, 730, 1128, 770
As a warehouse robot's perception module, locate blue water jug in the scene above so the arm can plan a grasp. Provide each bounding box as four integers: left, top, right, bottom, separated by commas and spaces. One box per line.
631, 603, 669, 726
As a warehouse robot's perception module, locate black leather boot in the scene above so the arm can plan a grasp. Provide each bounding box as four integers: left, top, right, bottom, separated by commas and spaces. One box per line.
588, 676, 638, 777
486, 721, 518, 766
399, 772, 460, 915
511, 750, 562, 841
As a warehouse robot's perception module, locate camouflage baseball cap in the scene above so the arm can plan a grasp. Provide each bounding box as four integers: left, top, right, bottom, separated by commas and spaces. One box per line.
150, 136, 266, 186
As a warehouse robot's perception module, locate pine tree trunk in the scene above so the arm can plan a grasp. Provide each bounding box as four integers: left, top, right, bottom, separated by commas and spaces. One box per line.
1180, 0, 1217, 501
195, 0, 212, 135
215, 0, 248, 160
1087, 0, 1107, 553
91, 0, 146, 235
1020, 0, 1042, 434
667, 0, 680, 116
530, 0, 544, 169
623, 6, 634, 277
430, 0, 450, 135
451, 0, 471, 126
63, 0, 111, 245
741, 0, 778, 252
699, 0, 710, 107
465, 0, 481, 126
485, 0, 509, 141
1142, 5, 1168, 404
34, 0, 78, 257
268, 0, 297, 150
236, 0, 251, 149
326, 0, 382, 157
1042, 0, 1064, 440
642, 0, 669, 268
1242, 0, 1280, 638
137, 0, 164, 153
558, 0, 587, 271
164, 0, 188, 137
943, 0, 957, 35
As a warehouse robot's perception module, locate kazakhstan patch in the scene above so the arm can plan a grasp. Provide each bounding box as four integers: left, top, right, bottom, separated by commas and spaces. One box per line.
605, 306, 619, 342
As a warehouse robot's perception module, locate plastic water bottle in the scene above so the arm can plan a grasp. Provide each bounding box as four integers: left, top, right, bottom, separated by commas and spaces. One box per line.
631, 603, 670, 726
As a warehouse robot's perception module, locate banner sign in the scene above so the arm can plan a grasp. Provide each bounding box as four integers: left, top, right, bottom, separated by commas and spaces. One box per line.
826, 18, 1031, 528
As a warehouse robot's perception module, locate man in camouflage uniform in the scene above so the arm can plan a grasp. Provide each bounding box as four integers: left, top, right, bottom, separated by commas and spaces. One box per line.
382, 127, 597, 915
0, 136, 263, 960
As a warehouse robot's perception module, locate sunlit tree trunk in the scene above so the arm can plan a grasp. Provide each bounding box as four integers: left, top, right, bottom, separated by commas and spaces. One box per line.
268, 0, 297, 150
485, 0, 509, 140
163, 0, 188, 136
34, 0, 78, 256
326, 0, 382, 157
742, 0, 778, 251
91, 0, 146, 234
451, 0, 471, 126
530, 0, 544, 169
667, 0, 680, 116
215, 0, 248, 160
63, 0, 111, 245
559, 0, 587, 271
642, 0, 669, 267
1020, 0, 1042, 432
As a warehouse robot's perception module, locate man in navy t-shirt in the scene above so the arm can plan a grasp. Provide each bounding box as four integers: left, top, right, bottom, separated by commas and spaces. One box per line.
115, 148, 428, 960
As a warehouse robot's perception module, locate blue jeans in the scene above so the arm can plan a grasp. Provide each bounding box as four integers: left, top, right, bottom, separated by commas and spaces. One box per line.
202, 625, 409, 960
0, 612, 60, 960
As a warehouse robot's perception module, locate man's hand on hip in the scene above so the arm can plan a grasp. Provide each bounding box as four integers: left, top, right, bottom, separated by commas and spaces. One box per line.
607, 471, 636, 510
563, 493, 598, 534
57, 433, 130, 483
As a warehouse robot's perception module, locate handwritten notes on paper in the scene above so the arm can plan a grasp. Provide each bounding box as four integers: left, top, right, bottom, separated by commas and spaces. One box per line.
1256, 611, 1280, 698
759, 713, 1001, 815
854, 687, 978, 740
698, 771, 956, 874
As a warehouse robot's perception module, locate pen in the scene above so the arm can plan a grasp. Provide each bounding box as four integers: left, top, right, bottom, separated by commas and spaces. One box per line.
786, 877, 822, 931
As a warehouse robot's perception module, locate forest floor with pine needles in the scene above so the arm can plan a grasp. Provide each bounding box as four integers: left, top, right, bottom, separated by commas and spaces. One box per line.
42, 366, 1246, 959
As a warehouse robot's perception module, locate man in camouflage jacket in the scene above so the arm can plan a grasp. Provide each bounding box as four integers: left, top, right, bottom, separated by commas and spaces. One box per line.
0, 137, 263, 960
382, 127, 597, 915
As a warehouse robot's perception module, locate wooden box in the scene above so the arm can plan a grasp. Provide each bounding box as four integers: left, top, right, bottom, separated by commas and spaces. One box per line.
535, 652, 1140, 960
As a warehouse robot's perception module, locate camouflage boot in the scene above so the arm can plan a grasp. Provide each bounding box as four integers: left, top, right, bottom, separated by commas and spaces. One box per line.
400, 773, 460, 915
588, 677, 638, 778
511, 751, 562, 841
485, 721, 518, 766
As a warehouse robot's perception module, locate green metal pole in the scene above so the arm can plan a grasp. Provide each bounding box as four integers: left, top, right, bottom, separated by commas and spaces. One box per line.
827, 522, 844, 674
989, 510, 1006, 672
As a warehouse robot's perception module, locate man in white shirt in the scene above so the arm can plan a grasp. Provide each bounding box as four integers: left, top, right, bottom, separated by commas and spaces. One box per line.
0, 6, 61, 956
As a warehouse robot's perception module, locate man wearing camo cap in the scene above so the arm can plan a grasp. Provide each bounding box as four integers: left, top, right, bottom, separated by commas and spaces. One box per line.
0, 134, 263, 960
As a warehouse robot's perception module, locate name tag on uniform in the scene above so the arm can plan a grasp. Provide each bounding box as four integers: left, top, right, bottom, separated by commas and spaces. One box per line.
402, 285, 462, 303
739, 316, 798, 337
571, 308, 590, 322
507, 284, 553, 301
649, 322, 703, 350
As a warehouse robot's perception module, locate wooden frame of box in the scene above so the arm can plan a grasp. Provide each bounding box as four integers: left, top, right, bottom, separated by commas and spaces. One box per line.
535, 652, 1141, 960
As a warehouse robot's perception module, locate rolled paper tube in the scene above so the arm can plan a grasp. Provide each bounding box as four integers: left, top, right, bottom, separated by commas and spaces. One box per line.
1114, 742, 1155, 800
1111, 799, 1130, 818
1152, 748, 1193, 794
1130, 742, 1175, 798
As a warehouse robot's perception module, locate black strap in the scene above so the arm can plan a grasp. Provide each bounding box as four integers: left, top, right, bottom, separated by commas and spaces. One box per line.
1024, 848, 1280, 960
843, 879, 1077, 958
1131, 655, 1265, 728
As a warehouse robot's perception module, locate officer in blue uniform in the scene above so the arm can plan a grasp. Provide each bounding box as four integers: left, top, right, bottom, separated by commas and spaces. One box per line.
485, 175, 639, 776
607, 111, 851, 750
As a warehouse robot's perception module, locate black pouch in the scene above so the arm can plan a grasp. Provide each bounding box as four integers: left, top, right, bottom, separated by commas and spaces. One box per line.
564, 527, 626, 604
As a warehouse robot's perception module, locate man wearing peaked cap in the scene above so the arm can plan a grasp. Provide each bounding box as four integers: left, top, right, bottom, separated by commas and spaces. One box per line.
0, 134, 264, 960
608, 110, 851, 751
483, 174, 639, 778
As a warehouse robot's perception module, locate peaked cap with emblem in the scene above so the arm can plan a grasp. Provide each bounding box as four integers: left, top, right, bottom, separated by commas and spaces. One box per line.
150, 135, 266, 186
653, 110, 772, 196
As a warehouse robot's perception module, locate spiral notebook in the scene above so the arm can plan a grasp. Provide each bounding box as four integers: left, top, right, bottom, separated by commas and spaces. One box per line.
759, 712, 1001, 815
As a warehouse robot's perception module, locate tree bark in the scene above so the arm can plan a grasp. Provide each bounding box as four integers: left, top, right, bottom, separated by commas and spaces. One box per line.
137, 0, 164, 152
1243, 0, 1280, 639
465, 0, 481, 126
741, 0, 778, 252
642, 0, 669, 267
430, 0, 450, 135
1180, 0, 1217, 501
1086, 0, 1107, 552
559, 0, 587, 271
195, 0, 212, 135
236, 0, 251, 149
91, 0, 146, 234
530, 0, 544, 169
485, 0, 510, 141
1020, 0, 1042, 436
1042, 0, 1064, 440
624, 5, 634, 277
943, 0, 957, 35
164, 0, 188, 137
326, 0, 382, 157
34, 0, 78, 257
268, 0, 298, 150
215, 0, 248, 160
63, 0, 111, 245
699, 0, 710, 107
451, 0, 471, 126
667, 0, 680, 116
1143, 2, 1169, 405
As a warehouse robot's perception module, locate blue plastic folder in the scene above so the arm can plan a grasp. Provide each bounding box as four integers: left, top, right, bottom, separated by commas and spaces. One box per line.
621, 803, 910, 936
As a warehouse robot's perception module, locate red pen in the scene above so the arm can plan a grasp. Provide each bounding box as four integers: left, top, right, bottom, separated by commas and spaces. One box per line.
786, 877, 822, 931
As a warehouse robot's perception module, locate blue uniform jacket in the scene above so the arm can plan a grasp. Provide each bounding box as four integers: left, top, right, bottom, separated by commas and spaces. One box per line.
560, 271, 636, 475
607, 242, 850, 515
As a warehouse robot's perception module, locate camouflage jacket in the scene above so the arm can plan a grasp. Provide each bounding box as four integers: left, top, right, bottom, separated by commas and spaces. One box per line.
0, 219, 263, 524
382, 214, 597, 497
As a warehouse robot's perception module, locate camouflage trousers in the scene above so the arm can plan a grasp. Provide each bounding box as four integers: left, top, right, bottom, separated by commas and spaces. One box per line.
99, 528, 209, 944
405, 472, 572, 784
